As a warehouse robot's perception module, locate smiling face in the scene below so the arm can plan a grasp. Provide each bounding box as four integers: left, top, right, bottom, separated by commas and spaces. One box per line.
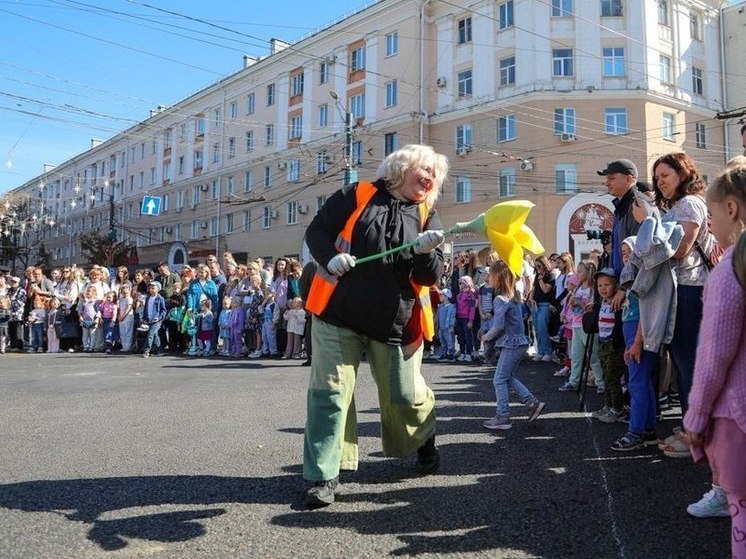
399, 159, 437, 203
653, 162, 682, 201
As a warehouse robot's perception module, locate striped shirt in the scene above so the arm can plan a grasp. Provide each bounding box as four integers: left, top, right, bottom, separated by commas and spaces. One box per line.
598, 300, 616, 342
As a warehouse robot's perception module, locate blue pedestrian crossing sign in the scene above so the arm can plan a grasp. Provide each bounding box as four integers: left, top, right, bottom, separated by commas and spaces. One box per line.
141, 196, 162, 216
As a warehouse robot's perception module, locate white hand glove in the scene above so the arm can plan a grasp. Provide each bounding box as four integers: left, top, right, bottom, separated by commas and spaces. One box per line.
414, 230, 445, 254
327, 253, 356, 277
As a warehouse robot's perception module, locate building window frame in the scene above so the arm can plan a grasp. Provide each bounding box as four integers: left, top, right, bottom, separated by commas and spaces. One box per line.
498, 114, 516, 142
457, 69, 473, 98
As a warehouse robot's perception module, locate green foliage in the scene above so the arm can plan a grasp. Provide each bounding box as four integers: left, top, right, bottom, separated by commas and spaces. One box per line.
80, 231, 133, 267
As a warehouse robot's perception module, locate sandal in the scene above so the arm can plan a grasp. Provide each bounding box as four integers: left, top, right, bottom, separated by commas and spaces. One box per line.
611, 432, 644, 452
657, 427, 685, 451
662, 432, 690, 458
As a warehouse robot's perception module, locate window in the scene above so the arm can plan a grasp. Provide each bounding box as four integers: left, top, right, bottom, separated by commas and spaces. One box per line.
291, 72, 304, 96
318, 104, 328, 128
601, 0, 622, 17
139, 171, 144, 188
152, 140, 157, 154
226, 213, 234, 234
457, 69, 473, 98
162, 161, 172, 182
317, 152, 328, 174
265, 124, 274, 146
290, 115, 302, 139
244, 170, 253, 192
247, 93, 255, 114
264, 166, 272, 187
604, 108, 628, 134
210, 216, 218, 236
553, 49, 574, 76
384, 132, 398, 156
246, 131, 254, 152
164, 128, 172, 149
350, 94, 365, 118
319, 61, 328, 84
263, 206, 272, 228
690, 12, 701, 41
603, 47, 625, 76
351, 47, 366, 72
659, 55, 671, 84
242, 210, 251, 231
352, 141, 363, 165
150, 167, 156, 185
456, 176, 471, 202
162, 194, 169, 212
498, 114, 516, 142
177, 190, 184, 209
192, 185, 201, 205
456, 124, 472, 150
658, 0, 669, 26
211, 180, 220, 200
214, 108, 221, 128
499, 168, 516, 197
228, 137, 236, 159
457, 17, 472, 44
174, 224, 181, 241
191, 220, 199, 238
287, 202, 299, 225
196, 117, 205, 137
288, 159, 300, 182
212, 142, 220, 164
385, 80, 398, 107
179, 123, 187, 141
554, 108, 576, 135
316, 195, 327, 211
695, 122, 706, 149
178, 156, 185, 175
692, 67, 703, 95
227, 175, 235, 196
498, 1, 514, 29
140, 143, 145, 159
499, 56, 515, 86
267, 84, 275, 106
662, 112, 676, 140
555, 164, 578, 193
129, 147, 135, 163
229, 101, 237, 120
552, 0, 573, 16
386, 31, 398, 56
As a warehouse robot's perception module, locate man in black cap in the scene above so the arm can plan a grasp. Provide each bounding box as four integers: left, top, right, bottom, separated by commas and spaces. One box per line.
597, 159, 642, 310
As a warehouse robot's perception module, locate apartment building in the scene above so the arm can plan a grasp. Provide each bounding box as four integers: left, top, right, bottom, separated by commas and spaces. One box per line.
6, 0, 728, 269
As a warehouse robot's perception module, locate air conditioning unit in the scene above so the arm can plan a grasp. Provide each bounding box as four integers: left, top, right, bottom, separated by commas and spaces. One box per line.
190, 203, 198, 210
560, 133, 577, 142
298, 204, 308, 214
520, 160, 535, 171
436, 76, 447, 88
271, 209, 279, 219
199, 184, 209, 192
456, 146, 471, 157
200, 221, 208, 229
324, 154, 337, 163
277, 162, 287, 170
175, 207, 182, 213
326, 55, 337, 65
165, 227, 173, 234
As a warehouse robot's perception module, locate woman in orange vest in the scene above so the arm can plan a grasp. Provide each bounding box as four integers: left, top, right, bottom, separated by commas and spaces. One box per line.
303, 144, 448, 508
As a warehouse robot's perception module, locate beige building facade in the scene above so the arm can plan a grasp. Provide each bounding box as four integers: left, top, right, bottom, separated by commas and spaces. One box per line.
6, 0, 730, 269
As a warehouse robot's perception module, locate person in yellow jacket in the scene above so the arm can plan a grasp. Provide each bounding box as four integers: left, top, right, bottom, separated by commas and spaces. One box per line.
303, 144, 448, 507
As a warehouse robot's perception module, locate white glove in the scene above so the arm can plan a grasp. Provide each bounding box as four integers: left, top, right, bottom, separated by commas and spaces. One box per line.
327, 253, 356, 277
414, 230, 445, 254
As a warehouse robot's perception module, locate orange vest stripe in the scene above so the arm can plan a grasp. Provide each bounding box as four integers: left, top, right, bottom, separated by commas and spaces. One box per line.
306, 181, 436, 341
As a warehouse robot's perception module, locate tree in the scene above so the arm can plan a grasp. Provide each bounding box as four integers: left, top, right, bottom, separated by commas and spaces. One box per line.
80, 231, 133, 267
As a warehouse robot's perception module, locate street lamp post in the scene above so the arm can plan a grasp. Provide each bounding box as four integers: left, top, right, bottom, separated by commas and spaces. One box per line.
330, 91, 354, 185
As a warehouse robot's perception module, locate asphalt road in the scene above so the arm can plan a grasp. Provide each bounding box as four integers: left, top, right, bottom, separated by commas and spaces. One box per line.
0, 351, 728, 558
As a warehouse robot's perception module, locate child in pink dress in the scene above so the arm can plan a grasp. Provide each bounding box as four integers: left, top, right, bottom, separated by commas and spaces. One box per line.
684, 158, 746, 559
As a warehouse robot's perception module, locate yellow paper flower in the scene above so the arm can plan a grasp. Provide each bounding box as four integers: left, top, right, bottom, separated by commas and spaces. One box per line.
449, 201, 544, 277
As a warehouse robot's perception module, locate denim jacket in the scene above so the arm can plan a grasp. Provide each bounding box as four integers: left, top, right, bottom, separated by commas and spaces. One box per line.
620, 214, 683, 352
483, 295, 531, 348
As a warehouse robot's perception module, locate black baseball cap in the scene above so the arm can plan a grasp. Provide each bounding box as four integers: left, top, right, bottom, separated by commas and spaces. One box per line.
635, 180, 654, 193
597, 159, 638, 178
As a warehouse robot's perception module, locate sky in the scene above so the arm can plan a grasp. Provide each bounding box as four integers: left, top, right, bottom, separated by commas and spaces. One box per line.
0, 0, 377, 194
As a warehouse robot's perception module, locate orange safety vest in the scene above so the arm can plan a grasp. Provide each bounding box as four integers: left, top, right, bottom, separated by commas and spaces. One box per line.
305, 181, 435, 341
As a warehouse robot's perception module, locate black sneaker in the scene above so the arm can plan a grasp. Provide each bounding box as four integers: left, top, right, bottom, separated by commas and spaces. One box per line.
305, 477, 340, 508
416, 435, 440, 475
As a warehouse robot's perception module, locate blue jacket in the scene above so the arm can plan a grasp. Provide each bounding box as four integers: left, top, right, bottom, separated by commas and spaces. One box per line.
143, 294, 167, 323
436, 302, 456, 331
483, 295, 531, 348
186, 279, 219, 314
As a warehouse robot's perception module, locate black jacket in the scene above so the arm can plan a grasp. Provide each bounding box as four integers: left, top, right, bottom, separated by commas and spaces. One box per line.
305, 179, 443, 344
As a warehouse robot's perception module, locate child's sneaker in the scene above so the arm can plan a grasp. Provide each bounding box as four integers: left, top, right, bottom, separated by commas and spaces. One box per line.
558, 381, 577, 392
591, 406, 610, 418
686, 486, 730, 518
464, 354, 472, 363
249, 350, 263, 358
525, 398, 546, 423
597, 408, 624, 424
553, 366, 570, 377
457, 354, 465, 362
610, 431, 644, 452
483, 415, 512, 430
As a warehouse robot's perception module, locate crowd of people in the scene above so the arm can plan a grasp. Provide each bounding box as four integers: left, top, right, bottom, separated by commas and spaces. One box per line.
1, 142, 744, 556
0, 255, 310, 363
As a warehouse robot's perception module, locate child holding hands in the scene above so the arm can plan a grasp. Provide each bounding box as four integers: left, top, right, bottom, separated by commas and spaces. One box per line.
684, 158, 746, 557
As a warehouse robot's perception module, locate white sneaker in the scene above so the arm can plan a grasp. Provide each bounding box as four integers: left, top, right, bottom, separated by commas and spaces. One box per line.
687, 486, 730, 518
457, 354, 465, 362
464, 354, 472, 362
